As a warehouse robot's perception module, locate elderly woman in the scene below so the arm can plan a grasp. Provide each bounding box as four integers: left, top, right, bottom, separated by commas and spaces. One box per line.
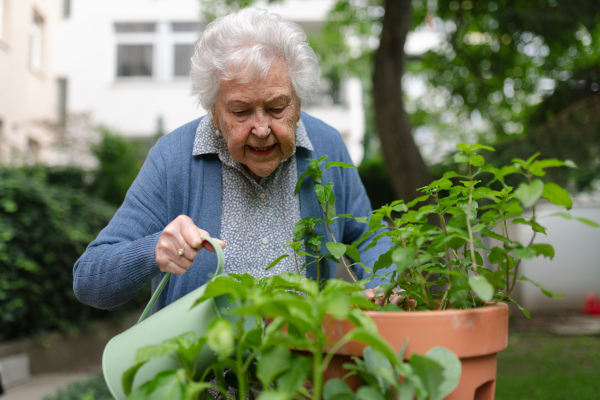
73, 7, 389, 311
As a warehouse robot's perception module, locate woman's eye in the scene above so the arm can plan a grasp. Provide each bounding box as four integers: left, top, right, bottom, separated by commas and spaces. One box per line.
270, 108, 284, 113
233, 110, 247, 115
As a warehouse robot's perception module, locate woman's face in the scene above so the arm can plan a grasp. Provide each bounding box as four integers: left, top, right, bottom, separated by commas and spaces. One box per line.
211, 60, 301, 182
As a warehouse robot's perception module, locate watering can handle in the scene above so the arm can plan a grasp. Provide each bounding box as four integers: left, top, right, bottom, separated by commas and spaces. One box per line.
137, 236, 225, 324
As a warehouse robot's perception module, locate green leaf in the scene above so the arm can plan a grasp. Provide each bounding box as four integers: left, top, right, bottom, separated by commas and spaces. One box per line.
425, 347, 462, 399
322, 194, 336, 219
1, 199, 18, 213
575, 217, 600, 228
257, 345, 291, 388
326, 242, 347, 259
530, 244, 555, 259
344, 244, 361, 262
487, 247, 505, 264
514, 179, 544, 209
512, 246, 537, 260
276, 354, 311, 394
512, 218, 547, 234
409, 354, 445, 400
481, 228, 512, 244
307, 234, 323, 252
454, 152, 469, 164
315, 182, 334, 204
470, 154, 485, 167
519, 276, 564, 298
295, 171, 311, 195
266, 254, 290, 271
391, 245, 416, 272
362, 346, 397, 388
369, 213, 384, 231
206, 318, 235, 359
457, 200, 478, 220
325, 161, 357, 170
506, 296, 530, 318
293, 217, 317, 241
468, 275, 494, 302
122, 362, 145, 396
146, 370, 185, 400
308, 160, 323, 183
355, 386, 386, 400
337, 213, 369, 224
323, 379, 354, 400
542, 182, 572, 210
407, 195, 429, 208
134, 343, 177, 364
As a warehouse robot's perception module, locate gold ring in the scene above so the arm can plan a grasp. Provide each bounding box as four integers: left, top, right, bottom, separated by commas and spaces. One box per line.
177, 242, 188, 256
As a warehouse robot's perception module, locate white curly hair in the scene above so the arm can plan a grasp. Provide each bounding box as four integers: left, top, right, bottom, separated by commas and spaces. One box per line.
190, 7, 320, 110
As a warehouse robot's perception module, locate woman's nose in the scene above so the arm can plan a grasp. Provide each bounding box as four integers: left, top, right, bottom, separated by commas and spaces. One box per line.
251, 113, 271, 137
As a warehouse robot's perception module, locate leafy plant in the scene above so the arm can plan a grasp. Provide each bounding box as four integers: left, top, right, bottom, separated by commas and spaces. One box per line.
0, 167, 117, 341
43, 373, 115, 400
124, 273, 461, 400
292, 145, 598, 316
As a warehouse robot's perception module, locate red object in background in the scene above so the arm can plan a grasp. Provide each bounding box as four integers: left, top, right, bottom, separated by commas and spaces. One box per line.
580, 292, 600, 315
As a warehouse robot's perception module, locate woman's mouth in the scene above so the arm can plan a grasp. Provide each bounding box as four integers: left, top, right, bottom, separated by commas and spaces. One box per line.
247, 144, 276, 155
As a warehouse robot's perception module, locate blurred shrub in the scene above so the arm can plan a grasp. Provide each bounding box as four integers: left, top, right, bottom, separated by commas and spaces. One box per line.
43, 373, 114, 400
90, 127, 143, 207
0, 167, 117, 341
358, 154, 396, 210
0, 130, 146, 341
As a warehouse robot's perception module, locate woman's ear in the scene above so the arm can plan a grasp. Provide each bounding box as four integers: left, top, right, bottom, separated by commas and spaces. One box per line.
295, 98, 302, 122
211, 107, 221, 131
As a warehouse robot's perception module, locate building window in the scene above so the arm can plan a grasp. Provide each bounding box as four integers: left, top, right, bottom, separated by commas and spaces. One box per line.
174, 43, 194, 77
62, 0, 70, 18
117, 44, 153, 77
57, 78, 68, 126
29, 11, 43, 70
115, 21, 203, 81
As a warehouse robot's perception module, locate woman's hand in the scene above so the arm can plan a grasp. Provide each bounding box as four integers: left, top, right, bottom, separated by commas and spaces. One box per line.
155, 215, 226, 274
364, 286, 405, 307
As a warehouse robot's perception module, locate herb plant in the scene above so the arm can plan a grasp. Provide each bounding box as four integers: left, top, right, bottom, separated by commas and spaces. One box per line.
292, 144, 598, 315
123, 273, 461, 400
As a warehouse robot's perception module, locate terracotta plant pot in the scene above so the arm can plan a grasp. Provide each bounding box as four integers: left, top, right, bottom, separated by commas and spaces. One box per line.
324, 302, 509, 400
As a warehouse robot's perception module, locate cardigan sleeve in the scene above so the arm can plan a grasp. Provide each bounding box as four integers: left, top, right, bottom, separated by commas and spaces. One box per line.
73, 143, 171, 310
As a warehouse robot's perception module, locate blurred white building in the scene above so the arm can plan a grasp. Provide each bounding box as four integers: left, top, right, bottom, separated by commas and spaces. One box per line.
0, 0, 63, 165
0, 0, 366, 166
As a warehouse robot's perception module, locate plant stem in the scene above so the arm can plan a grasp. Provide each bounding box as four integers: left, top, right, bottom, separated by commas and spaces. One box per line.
312, 345, 324, 400
325, 221, 357, 282
466, 164, 479, 275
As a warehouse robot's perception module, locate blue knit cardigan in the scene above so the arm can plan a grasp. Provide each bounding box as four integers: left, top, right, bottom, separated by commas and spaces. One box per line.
73, 112, 390, 311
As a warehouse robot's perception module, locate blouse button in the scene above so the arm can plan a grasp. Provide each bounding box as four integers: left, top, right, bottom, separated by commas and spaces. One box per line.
262, 237, 269, 245
260, 193, 266, 199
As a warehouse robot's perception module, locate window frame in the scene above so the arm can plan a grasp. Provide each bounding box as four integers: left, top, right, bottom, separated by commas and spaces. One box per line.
114, 21, 203, 82
29, 10, 44, 71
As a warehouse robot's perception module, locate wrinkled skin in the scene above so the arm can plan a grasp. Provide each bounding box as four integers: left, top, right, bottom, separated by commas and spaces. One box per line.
155, 59, 300, 274
212, 59, 301, 182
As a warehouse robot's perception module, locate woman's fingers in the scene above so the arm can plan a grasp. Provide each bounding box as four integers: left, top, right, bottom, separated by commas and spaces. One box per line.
155, 215, 226, 274
364, 286, 406, 307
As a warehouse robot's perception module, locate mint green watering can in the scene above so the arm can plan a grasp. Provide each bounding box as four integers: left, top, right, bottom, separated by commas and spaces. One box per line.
102, 236, 232, 400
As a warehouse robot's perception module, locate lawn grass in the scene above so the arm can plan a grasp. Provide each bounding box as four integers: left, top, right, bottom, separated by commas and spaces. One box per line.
496, 332, 600, 400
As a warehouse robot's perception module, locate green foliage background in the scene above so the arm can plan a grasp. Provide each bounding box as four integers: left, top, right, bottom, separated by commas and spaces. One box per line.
0, 131, 146, 342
